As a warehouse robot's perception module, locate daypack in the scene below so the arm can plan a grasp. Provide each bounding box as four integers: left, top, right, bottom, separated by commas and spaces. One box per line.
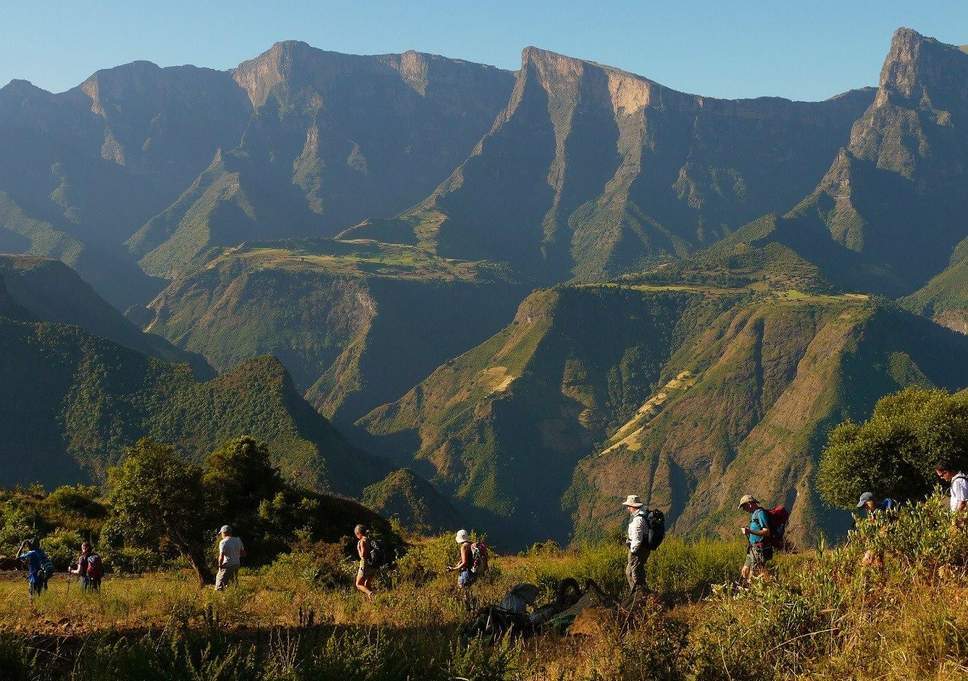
646, 510, 665, 550
764, 505, 790, 550
367, 539, 385, 568
37, 550, 55, 580
470, 541, 489, 574
85, 553, 104, 580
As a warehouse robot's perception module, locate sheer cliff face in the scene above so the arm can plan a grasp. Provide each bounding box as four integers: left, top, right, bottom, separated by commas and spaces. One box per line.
130, 43, 516, 278
0, 44, 515, 296
733, 29, 968, 296
350, 46, 873, 283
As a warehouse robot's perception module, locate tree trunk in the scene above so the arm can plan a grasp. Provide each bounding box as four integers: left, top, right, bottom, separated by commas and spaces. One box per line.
185, 545, 215, 586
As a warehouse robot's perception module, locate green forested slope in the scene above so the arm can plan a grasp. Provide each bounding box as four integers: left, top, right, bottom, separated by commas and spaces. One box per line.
0, 311, 384, 494
359, 284, 968, 548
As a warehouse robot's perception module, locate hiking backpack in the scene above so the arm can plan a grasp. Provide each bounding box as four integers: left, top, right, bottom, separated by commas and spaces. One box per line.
470, 541, 489, 574
86, 553, 104, 580
37, 551, 55, 580
764, 505, 790, 550
367, 539, 385, 568
646, 510, 665, 550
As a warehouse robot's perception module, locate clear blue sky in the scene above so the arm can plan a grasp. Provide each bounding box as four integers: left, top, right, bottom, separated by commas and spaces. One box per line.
3, 1, 966, 101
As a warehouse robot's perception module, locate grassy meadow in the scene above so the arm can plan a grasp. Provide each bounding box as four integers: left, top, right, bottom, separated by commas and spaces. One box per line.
2, 498, 967, 680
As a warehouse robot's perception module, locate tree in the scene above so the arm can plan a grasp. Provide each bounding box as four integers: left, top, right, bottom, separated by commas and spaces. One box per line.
106, 439, 214, 585
817, 388, 968, 508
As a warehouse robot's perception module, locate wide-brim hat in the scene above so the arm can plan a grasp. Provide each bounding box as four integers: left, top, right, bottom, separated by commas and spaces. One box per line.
738, 494, 758, 508
455, 529, 470, 544
622, 494, 644, 508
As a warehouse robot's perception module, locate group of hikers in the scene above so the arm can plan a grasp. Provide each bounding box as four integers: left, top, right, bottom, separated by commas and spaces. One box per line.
14, 463, 965, 601
353, 523, 489, 602
15, 538, 102, 599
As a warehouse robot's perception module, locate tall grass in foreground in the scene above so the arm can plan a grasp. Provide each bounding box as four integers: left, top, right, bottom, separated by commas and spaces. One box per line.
1, 494, 966, 679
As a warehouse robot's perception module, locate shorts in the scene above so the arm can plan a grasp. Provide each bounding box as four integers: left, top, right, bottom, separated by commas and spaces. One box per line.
358, 562, 377, 580
744, 543, 773, 569
458, 569, 476, 588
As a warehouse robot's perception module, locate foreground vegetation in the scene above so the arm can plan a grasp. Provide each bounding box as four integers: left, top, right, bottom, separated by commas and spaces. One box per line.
1, 496, 967, 680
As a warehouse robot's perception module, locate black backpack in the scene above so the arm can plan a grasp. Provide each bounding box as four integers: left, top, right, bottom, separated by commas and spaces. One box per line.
367, 538, 385, 568
646, 509, 665, 550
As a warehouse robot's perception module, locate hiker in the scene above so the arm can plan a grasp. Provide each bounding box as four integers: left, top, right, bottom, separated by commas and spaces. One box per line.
739, 494, 772, 582
856, 492, 897, 520
623, 495, 650, 595
448, 529, 487, 608
16, 539, 49, 599
448, 530, 480, 588
935, 463, 967, 519
215, 525, 246, 591
855, 493, 897, 568
68, 541, 103, 591
354, 524, 376, 599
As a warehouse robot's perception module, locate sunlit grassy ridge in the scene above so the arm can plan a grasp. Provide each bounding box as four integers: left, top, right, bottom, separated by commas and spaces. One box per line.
1, 497, 966, 680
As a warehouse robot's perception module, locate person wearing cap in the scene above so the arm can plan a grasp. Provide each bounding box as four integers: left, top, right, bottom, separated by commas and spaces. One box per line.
855, 492, 897, 568
738, 494, 771, 583
215, 524, 246, 591
354, 524, 376, 599
856, 492, 897, 520
622, 495, 650, 595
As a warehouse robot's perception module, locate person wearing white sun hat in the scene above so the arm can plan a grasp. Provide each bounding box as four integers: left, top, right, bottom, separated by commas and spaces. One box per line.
622, 495, 650, 595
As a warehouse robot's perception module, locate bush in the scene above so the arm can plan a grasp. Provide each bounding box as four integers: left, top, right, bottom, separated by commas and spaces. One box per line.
393, 534, 458, 585
103, 546, 167, 574
647, 537, 745, 598
263, 543, 355, 592
40, 528, 85, 570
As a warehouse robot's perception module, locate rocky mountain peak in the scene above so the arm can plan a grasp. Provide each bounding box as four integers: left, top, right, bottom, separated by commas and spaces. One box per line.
878, 28, 968, 101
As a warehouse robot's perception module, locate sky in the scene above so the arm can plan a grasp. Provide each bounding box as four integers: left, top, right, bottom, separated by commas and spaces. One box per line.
2, 1, 966, 101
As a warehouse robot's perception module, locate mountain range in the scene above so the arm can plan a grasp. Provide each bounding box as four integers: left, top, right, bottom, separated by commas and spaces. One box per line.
1, 27, 967, 548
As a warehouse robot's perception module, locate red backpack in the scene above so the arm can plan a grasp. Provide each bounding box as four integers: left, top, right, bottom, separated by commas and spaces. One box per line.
86, 553, 104, 580
764, 506, 789, 550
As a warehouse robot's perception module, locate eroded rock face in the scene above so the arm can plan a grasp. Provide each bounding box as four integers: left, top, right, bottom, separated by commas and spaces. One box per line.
721, 28, 968, 296
351, 45, 873, 283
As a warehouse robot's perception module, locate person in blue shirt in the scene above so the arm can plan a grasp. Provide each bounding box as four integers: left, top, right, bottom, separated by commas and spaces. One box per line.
856, 492, 898, 567
856, 492, 897, 520
17, 538, 48, 598
738, 494, 771, 583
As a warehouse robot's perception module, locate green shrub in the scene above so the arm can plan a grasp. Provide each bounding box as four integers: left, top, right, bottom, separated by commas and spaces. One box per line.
647, 537, 744, 597
393, 534, 457, 585
263, 543, 355, 592
40, 528, 85, 569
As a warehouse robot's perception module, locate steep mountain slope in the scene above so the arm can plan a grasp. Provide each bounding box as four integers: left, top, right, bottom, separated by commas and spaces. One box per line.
359, 285, 968, 548
713, 29, 968, 296
345, 47, 873, 282
0, 254, 209, 373
0, 304, 385, 492
357, 285, 746, 544
901, 236, 968, 334
1, 44, 513, 302
130, 42, 515, 278
0, 64, 252, 307
143, 239, 526, 424
362, 468, 463, 534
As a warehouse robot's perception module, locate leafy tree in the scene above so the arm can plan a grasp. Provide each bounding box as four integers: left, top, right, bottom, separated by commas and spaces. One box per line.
817, 388, 968, 507
106, 439, 214, 585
